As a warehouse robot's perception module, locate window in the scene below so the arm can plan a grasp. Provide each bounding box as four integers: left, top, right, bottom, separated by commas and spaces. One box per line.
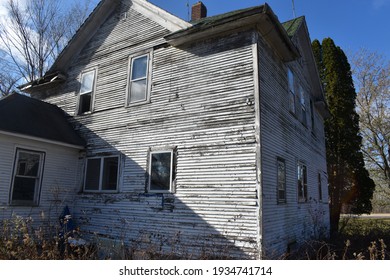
78, 69, 96, 114
288, 68, 296, 114
84, 156, 119, 192
299, 85, 307, 126
277, 158, 286, 203
10, 149, 45, 206
318, 173, 323, 202
128, 53, 151, 105
310, 99, 315, 132
297, 162, 308, 203
148, 150, 175, 193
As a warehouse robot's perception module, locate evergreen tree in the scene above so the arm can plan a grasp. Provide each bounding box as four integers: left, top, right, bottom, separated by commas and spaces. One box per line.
312, 38, 375, 234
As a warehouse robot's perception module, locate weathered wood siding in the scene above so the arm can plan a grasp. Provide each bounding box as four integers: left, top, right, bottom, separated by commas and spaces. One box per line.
257, 33, 330, 258
0, 134, 81, 223
40, 2, 260, 259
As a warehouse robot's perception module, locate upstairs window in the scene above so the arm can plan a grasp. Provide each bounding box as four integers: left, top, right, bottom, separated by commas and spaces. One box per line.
299, 85, 307, 126
128, 53, 151, 105
78, 69, 96, 114
297, 162, 308, 203
277, 158, 286, 203
84, 156, 119, 192
310, 99, 315, 133
10, 149, 45, 206
148, 150, 175, 193
288, 68, 296, 114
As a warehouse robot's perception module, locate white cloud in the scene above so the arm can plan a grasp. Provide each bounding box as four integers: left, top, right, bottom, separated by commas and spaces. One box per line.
372, 0, 390, 9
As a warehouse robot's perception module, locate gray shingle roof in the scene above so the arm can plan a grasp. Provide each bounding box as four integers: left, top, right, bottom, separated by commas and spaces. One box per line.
0, 93, 85, 148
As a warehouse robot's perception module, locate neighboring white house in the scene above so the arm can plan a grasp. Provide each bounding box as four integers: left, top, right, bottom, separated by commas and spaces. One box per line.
0, 0, 330, 259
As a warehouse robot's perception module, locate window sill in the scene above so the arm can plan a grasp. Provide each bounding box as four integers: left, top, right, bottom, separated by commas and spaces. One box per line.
10, 202, 39, 207
126, 99, 150, 108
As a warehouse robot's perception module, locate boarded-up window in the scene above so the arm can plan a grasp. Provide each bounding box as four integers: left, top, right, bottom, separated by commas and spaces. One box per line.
78, 70, 96, 114
10, 149, 45, 206
297, 162, 308, 203
128, 54, 150, 104
277, 158, 286, 203
84, 156, 119, 192
148, 151, 174, 192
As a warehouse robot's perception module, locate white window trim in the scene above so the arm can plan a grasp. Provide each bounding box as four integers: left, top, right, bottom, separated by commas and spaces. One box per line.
9, 148, 45, 206
83, 155, 120, 193
126, 51, 153, 107
77, 68, 97, 115
148, 150, 174, 193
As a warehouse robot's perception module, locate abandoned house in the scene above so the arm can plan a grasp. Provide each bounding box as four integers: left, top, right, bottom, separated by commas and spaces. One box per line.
0, 0, 330, 259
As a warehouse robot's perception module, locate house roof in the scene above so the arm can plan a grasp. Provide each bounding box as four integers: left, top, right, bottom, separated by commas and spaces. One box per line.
282, 16, 305, 38
164, 3, 300, 62
0, 93, 86, 148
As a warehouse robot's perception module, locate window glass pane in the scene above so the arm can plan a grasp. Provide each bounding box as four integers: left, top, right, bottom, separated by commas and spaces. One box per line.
79, 92, 92, 114
277, 160, 286, 202
130, 79, 147, 102
150, 152, 172, 191
12, 177, 36, 201
102, 157, 118, 191
80, 71, 95, 94
288, 69, 294, 93
85, 158, 101, 191
131, 56, 148, 80
16, 152, 40, 176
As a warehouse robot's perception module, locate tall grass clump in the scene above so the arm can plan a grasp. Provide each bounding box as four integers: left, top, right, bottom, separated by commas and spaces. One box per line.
0, 214, 98, 260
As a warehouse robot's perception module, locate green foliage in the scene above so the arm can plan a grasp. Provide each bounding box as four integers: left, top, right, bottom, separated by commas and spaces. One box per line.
312, 38, 375, 233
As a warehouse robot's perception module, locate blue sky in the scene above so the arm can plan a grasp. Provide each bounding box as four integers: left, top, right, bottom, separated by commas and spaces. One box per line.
146, 0, 390, 59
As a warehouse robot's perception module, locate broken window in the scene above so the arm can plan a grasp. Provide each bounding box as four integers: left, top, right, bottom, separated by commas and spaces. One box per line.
84, 156, 119, 192
78, 69, 96, 114
148, 150, 174, 193
277, 158, 286, 203
297, 162, 308, 203
288, 68, 296, 114
128, 53, 150, 104
10, 149, 45, 206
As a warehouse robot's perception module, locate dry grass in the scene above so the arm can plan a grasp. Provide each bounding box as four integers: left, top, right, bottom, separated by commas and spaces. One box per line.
1, 214, 389, 260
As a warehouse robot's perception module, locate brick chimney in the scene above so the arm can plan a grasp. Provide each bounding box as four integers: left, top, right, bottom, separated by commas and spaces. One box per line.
191, 1, 207, 21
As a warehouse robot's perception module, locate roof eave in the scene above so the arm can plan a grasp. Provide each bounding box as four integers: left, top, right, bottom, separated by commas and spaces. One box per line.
165, 4, 300, 62
48, 0, 120, 75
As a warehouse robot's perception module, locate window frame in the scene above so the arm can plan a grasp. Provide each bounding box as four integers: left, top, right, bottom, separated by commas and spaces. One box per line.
287, 68, 296, 114
77, 69, 97, 115
277, 158, 287, 204
83, 155, 120, 193
127, 51, 153, 106
318, 172, 323, 202
299, 84, 307, 126
297, 162, 308, 203
147, 150, 175, 194
9, 148, 45, 206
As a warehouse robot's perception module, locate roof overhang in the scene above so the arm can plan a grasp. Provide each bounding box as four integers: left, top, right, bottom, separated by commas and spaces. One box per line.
164, 4, 299, 62
0, 129, 85, 150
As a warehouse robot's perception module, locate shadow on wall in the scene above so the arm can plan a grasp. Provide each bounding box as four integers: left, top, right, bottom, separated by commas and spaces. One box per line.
65, 115, 255, 260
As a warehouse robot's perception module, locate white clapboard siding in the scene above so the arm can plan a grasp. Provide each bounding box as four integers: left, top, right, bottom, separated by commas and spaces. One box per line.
0, 134, 81, 224
39, 3, 260, 259
257, 35, 329, 258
